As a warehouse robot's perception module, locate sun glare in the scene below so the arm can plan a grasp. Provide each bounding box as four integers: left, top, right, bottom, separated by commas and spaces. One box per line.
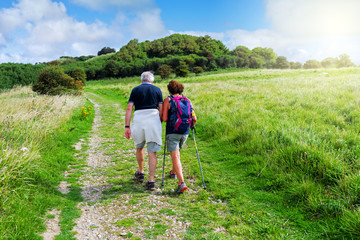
318, 7, 356, 37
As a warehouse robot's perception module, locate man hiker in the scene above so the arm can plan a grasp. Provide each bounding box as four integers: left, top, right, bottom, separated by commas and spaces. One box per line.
124, 71, 163, 191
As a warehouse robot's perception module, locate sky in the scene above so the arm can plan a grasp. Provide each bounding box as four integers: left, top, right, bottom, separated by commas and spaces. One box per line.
0, 0, 360, 64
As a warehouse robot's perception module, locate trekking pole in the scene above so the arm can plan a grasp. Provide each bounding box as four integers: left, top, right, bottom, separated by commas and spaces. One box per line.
161, 135, 167, 186
191, 126, 206, 190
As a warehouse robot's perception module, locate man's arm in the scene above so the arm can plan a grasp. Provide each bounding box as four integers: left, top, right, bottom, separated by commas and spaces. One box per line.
158, 103, 163, 122
124, 102, 134, 139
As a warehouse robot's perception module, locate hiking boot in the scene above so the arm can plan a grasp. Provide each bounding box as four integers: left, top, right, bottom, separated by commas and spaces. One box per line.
145, 181, 156, 191
176, 182, 188, 193
169, 170, 177, 179
134, 170, 144, 182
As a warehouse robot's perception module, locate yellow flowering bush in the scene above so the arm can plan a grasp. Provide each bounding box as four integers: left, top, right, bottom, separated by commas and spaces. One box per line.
79, 105, 93, 120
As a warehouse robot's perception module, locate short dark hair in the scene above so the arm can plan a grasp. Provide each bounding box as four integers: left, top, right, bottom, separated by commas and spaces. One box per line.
167, 80, 184, 95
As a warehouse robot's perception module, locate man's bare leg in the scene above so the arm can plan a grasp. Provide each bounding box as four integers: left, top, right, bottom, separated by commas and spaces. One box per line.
148, 151, 157, 182
136, 148, 144, 173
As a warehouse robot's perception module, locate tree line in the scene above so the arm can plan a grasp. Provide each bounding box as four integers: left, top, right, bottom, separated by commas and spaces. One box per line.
58, 34, 357, 80
0, 63, 46, 90
0, 34, 357, 90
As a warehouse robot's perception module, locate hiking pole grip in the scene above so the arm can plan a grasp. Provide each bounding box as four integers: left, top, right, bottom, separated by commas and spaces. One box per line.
192, 128, 206, 190
191, 124, 196, 134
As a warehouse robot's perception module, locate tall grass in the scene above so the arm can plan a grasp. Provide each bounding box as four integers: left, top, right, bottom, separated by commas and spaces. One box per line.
182, 68, 360, 237
0, 87, 83, 187
0, 87, 87, 238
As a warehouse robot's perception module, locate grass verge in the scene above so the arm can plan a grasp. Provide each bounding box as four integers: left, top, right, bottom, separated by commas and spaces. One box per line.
0, 87, 94, 239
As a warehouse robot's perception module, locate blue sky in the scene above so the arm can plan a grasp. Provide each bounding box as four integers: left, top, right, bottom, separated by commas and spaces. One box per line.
156, 0, 268, 32
0, 0, 360, 64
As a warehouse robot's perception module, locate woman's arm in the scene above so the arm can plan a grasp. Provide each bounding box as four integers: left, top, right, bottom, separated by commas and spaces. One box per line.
162, 97, 170, 122
192, 109, 197, 124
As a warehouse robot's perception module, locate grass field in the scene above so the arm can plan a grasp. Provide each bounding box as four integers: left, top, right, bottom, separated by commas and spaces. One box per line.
0, 87, 93, 239
86, 67, 360, 238
2, 68, 360, 239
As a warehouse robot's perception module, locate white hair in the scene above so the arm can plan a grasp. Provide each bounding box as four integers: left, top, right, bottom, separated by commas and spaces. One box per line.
141, 71, 154, 82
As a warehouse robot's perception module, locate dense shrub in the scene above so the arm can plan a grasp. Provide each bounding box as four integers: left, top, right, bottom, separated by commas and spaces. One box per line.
290, 62, 303, 69
33, 66, 83, 95
157, 64, 173, 79
98, 47, 116, 56
69, 67, 87, 85
86, 68, 96, 80
215, 55, 238, 68
175, 62, 189, 77
304, 59, 321, 69
274, 56, 290, 69
105, 60, 120, 77
0, 63, 46, 90
193, 66, 204, 75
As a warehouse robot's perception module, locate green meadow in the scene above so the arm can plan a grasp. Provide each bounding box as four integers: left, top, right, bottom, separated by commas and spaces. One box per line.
2, 68, 360, 239
86, 68, 360, 238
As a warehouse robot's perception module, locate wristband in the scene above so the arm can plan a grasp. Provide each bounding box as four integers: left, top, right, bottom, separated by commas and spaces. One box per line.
125, 125, 130, 128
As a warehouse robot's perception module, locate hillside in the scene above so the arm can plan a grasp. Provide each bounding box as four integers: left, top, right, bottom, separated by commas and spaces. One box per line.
2, 68, 360, 239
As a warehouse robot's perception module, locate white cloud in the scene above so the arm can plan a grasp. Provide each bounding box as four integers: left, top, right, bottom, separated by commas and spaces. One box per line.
70, 0, 154, 10
262, 0, 360, 64
265, 0, 360, 37
0, 0, 122, 63
129, 9, 168, 40
0, 33, 6, 45
0, 0, 168, 63
224, 29, 286, 50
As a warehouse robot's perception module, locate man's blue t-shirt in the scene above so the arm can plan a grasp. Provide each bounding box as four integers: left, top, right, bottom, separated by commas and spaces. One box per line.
128, 82, 163, 111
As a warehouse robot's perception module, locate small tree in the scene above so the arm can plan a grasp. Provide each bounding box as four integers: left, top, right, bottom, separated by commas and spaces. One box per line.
86, 68, 96, 80
321, 57, 337, 68
337, 54, 356, 68
69, 67, 87, 85
175, 62, 189, 77
193, 66, 204, 76
105, 60, 120, 77
252, 47, 276, 68
290, 62, 302, 69
157, 64, 173, 80
97, 47, 116, 56
249, 54, 264, 68
275, 56, 290, 69
46, 60, 60, 66
304, 59, 321, 69
33, 66, 82, 95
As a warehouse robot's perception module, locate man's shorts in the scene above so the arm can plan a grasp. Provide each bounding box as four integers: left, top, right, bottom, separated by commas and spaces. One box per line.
166, 134, 188, 152
136, 141, 161, 152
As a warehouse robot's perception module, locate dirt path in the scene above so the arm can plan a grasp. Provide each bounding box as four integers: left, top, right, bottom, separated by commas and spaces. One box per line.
71, 93, 192, 239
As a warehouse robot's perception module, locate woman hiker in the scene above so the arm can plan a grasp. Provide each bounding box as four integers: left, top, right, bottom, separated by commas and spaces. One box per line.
162, 80, 197, 193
